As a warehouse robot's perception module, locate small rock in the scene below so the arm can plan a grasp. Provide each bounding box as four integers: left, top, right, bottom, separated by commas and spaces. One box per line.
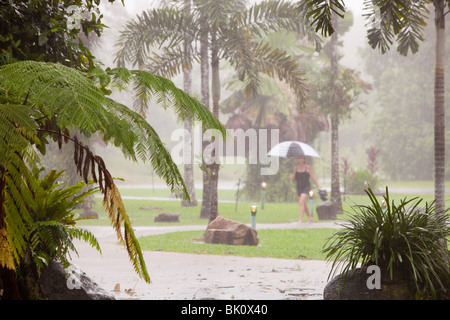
316, 201, 338, 220
154, 212, 180, 222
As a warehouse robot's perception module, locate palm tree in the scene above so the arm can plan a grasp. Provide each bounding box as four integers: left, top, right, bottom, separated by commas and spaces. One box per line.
302, 0, 447, 213
115, 1, 199, 207
223, 83, 330, 201
180, 0, 197, 207
328, 12, 341, 212
116, 0, 314, 221
318, 11, 371, 213
221, 29, 330, 200
0, 60, 224, 298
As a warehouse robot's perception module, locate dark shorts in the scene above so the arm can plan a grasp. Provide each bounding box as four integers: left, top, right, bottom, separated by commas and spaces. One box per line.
297, 185, 311, 196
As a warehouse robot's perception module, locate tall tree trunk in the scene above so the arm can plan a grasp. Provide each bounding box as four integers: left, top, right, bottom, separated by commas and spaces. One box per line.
330, 13, 342, 213
181, 121, 197, 207
330, 114, 342, 212
433, 0, 446, 215
181, 0, 197, 207
199, 20, 212, 219
207, 31, 220, 222
17, 248, 43, 300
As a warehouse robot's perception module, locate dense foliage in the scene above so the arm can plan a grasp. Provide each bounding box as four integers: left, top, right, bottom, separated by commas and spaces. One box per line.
0, 0, 122, 69
324, 188, 450, 299
0, 1, 226, 299
0, 59, 224, 286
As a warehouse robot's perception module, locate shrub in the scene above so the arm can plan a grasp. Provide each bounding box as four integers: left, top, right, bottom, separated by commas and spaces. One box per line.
346, 168, 378, 194
323, 188, 450, 299
27, 170, 101, 271
242, 158, 297, 203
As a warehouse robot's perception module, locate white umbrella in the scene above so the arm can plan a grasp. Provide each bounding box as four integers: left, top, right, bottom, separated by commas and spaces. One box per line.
267, 141, 320, 158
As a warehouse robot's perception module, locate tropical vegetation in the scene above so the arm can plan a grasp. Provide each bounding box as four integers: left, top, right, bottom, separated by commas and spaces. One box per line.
303, 0, 448, 222
1, 0, 450, 301
0, 0, 225, 299
115, 0, 317, 221
323, 188, 450, 299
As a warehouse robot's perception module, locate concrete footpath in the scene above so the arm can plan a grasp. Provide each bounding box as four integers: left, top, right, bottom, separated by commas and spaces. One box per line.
70, 221, 343, 300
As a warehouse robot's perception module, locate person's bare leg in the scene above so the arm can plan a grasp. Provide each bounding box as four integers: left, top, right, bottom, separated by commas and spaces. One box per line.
303, 199, 313, 223
298, 194, 308, 223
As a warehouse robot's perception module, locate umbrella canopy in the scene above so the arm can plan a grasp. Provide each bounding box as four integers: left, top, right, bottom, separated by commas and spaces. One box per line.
267, 141, 320, 158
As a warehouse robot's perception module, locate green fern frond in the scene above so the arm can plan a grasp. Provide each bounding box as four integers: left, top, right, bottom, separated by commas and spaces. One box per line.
22, 170, 102, 272
68, 227, 101, 256
0, 61, 224, 198
0, 60, 225, 282
105, 97, 188, 199
108, 68, 225, 134
0, 104, 39, 169
4, 197, 28, 267
0, 61, 109, 134
4, 178, 34, 267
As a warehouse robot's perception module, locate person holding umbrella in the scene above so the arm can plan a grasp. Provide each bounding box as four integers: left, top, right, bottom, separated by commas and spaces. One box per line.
290, 155, 321, 224
268, 141, 325, 223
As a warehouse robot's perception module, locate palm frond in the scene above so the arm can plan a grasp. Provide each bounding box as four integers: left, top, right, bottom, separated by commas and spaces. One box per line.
363, 0, 429, 55
301, 0, 346, 37
243, 0, 312, 38
143, 45, 196, 80
194, 0, 246, 28
223, 36, 309, 104
115, 7, 196, 68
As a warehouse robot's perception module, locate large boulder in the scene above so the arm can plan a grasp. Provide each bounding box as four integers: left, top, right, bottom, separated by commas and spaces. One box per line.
39, 260, 115, 300
204, 216, 259, 246
316, 201, 338, 220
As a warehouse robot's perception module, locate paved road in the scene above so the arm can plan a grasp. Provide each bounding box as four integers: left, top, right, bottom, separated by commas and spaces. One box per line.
70, 221, 342, 300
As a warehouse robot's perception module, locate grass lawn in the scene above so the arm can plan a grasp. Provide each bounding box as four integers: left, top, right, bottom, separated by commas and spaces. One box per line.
138, 228, 337, 260
77, 187, 447, 227
75, 186, 449, 260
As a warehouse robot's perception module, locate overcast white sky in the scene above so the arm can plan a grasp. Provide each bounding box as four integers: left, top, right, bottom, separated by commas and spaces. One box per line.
341, 1, 367, 70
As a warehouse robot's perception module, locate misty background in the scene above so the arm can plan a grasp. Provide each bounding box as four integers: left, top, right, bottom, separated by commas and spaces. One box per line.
79, 1, 446, 190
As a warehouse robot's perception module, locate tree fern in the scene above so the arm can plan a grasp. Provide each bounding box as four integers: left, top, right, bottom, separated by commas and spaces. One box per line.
24, 170, 102, 273
3, 154, 36, 269
0, 60, 225, 284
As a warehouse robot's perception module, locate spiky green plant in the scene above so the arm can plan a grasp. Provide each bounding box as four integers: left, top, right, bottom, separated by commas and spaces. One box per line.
0, 60, 225, 285
323, 187, 450, 299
